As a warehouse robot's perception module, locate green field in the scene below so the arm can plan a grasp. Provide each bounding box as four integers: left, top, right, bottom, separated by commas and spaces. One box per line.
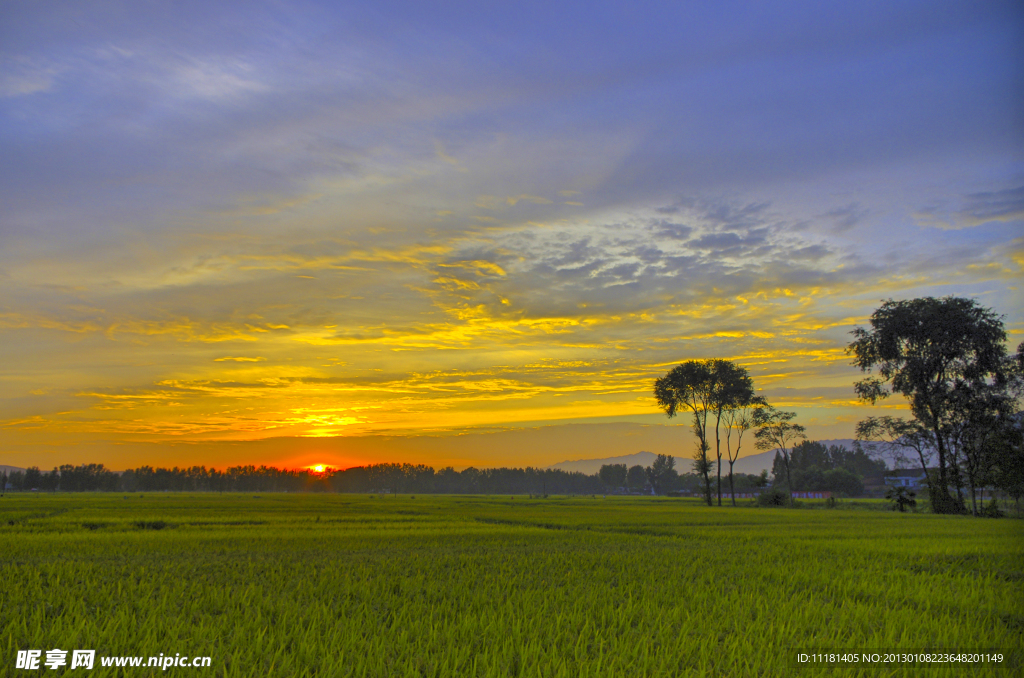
1, 494, 1021, 677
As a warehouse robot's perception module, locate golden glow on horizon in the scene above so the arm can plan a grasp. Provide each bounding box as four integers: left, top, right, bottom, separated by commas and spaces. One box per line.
1, 193, 1019, 469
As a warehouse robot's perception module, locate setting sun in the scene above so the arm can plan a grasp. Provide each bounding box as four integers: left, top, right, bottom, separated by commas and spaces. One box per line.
0, 0, 1019, 477
0, 3, 1019, 676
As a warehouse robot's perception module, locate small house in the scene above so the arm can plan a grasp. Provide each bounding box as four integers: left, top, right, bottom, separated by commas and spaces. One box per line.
885, 468, 929, 489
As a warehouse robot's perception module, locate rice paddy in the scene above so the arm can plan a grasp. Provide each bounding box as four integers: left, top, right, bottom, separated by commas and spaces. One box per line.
1, 493, 1021, 676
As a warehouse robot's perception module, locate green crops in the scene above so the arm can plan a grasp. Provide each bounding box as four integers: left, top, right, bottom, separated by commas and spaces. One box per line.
1, 494, 1021, 677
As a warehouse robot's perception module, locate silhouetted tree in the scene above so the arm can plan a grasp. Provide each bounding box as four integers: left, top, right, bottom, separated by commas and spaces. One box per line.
655, 360, 755, 506
885, 485, 916, 512
946, 368, 1024, 515
989, 416, 1024, 514
754, 405, 805, 506
599, 463, 628, 491
41, 468, 59, 492
856, 415, 935, 479
848, 297, 1013, 513
644, 454, 677, 495
722, 394, 765, 505
626, 464, 647, 491
23, 466, 42, 490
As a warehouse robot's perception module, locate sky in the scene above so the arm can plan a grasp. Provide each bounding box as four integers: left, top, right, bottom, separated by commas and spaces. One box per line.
1, 0, 1022, 471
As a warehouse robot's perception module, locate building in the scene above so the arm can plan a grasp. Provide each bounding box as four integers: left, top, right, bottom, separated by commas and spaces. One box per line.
885, 468, 930, 489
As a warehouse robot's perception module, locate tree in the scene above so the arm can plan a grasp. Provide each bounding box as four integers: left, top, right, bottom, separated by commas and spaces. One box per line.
754, 405, 806, 506
722, 394, 765, 505
848, 297, 1013, 514
626, 464, 647, 492
948, 380, 1018, 515
654, 359, 755, 506
856, 416, 935, 479
783, 440, 884, 494
644, 454, 677, 495
708, 362, 755, 506
821, 468, 864, 496
655, 361, 714, 505
791, 440, 830, 470
989, 416, 1024, 515
599, 464, 628, 492
828, 443, 887, 480
41, 467, 60, 492
885, 485, 917, 512
673, 472, 705, 495
691, 450, 712, 500
23, 466, 42, 490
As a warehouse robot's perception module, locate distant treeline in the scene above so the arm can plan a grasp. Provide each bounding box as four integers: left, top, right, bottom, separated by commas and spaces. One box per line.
1, 463, 612, 495
1, 461, 773, 495
0, 441, 879, 496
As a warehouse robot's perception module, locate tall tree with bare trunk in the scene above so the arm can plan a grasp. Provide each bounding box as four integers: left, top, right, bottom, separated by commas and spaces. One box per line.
654, 359, 755, 506
754, 405, 806, 506
723, 395, 765, 506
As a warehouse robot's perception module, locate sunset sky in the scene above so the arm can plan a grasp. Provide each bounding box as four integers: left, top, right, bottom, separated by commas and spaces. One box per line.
2, 1, 1022, 471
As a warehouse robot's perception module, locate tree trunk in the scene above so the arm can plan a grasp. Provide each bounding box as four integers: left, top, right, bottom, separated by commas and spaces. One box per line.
715, 414, 722, 506
728, 460, 736, 506
784, 450, 794, 507
964, 453, 978, 516
927, 407, 963, 513
953, 463, 966, 510
911, 443, 942, 514
716, 457, 722, 506
934, 429, 953, 511
703, 461, 712, 506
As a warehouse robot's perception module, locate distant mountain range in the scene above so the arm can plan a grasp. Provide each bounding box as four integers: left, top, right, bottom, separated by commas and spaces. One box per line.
547, 439, 877, 476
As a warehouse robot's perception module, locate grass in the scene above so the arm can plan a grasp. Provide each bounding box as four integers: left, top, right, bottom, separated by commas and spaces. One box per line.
1, 493, 1021, 677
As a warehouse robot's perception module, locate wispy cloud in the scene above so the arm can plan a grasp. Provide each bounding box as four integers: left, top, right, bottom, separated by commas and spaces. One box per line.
915, 185, 1024, 230
0, 57, 60, 97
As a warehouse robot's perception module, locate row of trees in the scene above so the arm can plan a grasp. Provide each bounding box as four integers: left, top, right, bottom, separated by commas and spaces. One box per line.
596, 439, 883, 498
4, 458, 773, 496
770, 440, 885, 496
0, 450, 879, 499
3, 452, 771, 498
1, 462, 606, 495
654, 359, 808, 506
333, 464, 605, 495
598, 456, 769, 495
598, 454, 674, 494
3, 464, 125, 493
2, 464, 332, 493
